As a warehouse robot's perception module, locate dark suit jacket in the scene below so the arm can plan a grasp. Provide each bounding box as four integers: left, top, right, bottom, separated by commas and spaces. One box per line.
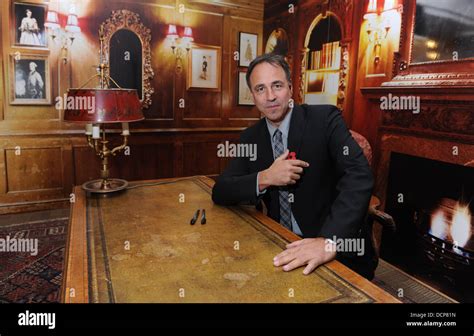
212, 104, 376, 278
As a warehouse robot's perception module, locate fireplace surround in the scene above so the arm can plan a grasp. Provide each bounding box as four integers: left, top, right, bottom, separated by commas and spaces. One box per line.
381, 152, 473, 302
361, 79, 474, 302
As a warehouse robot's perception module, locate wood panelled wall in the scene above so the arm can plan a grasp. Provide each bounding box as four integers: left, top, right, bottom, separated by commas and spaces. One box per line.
263, 0, 369, 136
263, 0, 405, 168
265, 0, 473, 201
0, 0, 263, 213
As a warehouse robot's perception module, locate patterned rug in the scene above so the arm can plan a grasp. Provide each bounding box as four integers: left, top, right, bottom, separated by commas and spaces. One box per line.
0, 218, 68, 303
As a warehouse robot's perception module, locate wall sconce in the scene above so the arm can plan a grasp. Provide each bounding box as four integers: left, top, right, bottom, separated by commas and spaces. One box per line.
166, 24, 194, 73
44, 4, 81, 64
363, 0, 400, 63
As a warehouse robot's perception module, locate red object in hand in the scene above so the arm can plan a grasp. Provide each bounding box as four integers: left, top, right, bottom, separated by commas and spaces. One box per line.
287, 151, 296, 160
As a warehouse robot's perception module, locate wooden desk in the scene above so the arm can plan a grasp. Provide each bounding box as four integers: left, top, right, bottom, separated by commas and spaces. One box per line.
61, 176, 399, 303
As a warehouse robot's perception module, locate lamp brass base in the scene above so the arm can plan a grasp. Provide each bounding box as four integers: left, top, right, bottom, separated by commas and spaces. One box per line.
82, 178, 128, 194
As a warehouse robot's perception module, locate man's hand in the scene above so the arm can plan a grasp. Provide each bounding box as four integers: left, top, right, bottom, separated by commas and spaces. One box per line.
273, 238, 337, 275
258, 149, 309, 191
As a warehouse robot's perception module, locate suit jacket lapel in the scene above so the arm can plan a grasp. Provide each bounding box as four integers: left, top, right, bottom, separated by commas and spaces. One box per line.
288, 104, 306, 158
256, 105, 307, 170
256, 106, 306, 222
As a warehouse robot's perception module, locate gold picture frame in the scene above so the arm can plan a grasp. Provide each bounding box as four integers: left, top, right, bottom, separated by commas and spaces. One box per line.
9, 53, 51, 105
239, 32, 258, 67
12, 1, 48, 49
187, 44, 221, 92
100, 10, 155, 109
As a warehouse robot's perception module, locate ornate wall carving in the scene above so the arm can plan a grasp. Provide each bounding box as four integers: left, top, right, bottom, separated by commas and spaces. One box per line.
381, 102, 474, 135
381, 72, 474, 87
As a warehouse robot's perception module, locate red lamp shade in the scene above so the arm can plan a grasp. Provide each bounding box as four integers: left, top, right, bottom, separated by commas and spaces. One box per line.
63, 89, 144, 123
364, 0, 378, 20
66, 14, 81, 33
383, 0, 396, 11
182, 26, 194, 42
44, 10, 60, 30
166, 24, 179, 39
367, 0, 378, 13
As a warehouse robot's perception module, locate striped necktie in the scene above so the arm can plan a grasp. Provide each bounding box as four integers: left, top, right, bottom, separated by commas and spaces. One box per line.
272, 129, 292, 230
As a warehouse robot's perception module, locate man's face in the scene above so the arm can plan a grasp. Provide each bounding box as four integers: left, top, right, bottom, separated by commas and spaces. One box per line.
249, 62, 293, 125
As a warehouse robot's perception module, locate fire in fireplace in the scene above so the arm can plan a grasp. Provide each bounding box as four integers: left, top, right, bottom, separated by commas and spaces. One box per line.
381, 152, 474, 302
415, 198, 473, 277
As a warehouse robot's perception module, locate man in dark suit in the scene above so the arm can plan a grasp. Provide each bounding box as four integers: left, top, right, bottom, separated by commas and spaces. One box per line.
212, 54, 376, 279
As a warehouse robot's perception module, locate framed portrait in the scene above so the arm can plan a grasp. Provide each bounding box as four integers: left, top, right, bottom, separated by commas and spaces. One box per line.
13, 2, 48, 48
239, 32, 258, 67
9, 53, 51, 105
187, 44, 221, 91
265, 28, 289, 56
237, 71, 254, 106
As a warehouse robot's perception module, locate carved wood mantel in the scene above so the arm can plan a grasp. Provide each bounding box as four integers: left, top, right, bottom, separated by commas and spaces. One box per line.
381, 71, 474, 88
361, 86, 474, 140
360, 0, 474, 151
361, 84, 474, 245
361, 83, 474, 216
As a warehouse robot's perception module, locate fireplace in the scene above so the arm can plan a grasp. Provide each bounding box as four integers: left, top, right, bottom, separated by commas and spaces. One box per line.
381, 152, 474, 302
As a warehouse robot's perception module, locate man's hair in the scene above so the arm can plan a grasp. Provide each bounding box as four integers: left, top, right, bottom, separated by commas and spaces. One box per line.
246, 53, 291, 90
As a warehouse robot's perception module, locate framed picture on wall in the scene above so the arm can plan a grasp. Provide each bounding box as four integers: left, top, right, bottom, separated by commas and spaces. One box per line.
265, 28, 289, 56
9, 53, 51, 105
187, 44, 221, 91
13, 2, 48, 48
239, 32, 257, 67
237, 71, 254, 106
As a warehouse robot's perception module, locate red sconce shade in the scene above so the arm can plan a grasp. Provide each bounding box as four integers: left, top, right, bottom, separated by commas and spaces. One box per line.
44, 10, 60, 30
167, 24, 194, 42
367, 0, 378, 13
64, 89, 144, 124
182, 26, 194, 41
66, 14, 81, 33
166, 24, 179, 39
